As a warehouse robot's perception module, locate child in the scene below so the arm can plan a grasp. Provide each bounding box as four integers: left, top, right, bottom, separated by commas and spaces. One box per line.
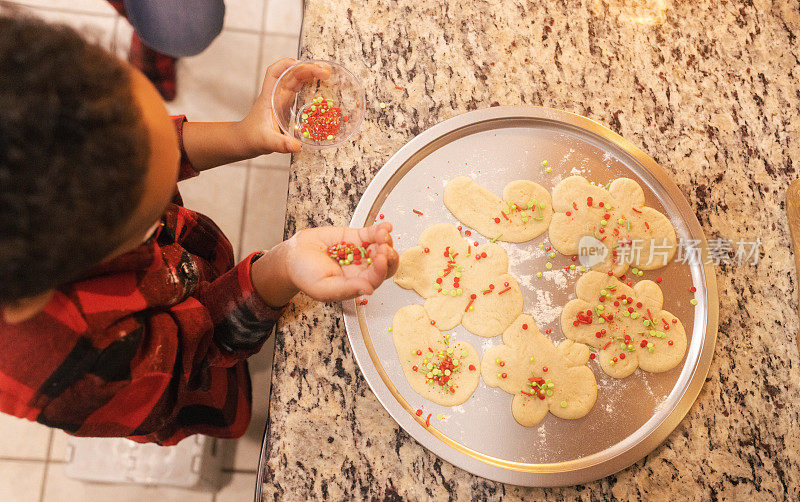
0, 13, 398, 445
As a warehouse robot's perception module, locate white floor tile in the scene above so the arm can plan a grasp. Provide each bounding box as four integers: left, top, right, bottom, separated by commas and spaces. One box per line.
215, 472, 257, 502
224, 0, 265, 32
166, 30, 261, 122
20, 7, 117, 49
178, 163, 248, 257
221, 335, 274, 471
0, 460, 45, 502
0, 414, 52, 460
239, 167, 289, 258
42, 463, 214, 502
264, 0, 303, 36
5, 0, 118, 16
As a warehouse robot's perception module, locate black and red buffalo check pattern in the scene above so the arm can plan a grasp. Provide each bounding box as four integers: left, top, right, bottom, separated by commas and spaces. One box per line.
0, 117, 283, 445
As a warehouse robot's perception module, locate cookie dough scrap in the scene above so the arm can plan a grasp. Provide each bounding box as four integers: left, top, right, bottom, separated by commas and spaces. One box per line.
394, 223, 523, 337
560, 271, 688, 379
549, 176, 677, 276
443, 176, 553, 243
392, 305, 481, 406
482, 314, 597, 427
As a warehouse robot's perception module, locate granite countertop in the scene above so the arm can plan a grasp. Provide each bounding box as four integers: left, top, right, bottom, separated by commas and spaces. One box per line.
263, 1, 800, 499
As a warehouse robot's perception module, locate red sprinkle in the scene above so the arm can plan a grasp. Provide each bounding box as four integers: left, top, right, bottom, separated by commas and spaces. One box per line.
423, 247, 430, 253
501, 373, 507, 378
619, 353, 626, 360
469, 364, 476, 371
430, 320, 436, 325
426, 413, 432, 427
656, 276, 662, 283
412, 365, 418, 371
358, 299, 368, 305
632, 207, 643, 213
412, 209, 423, 216
587, 197, 593, 206
394, 85, 404, 90
498, 287, 512, 295
521, 390, 534, 397
481, 252, 487, 258
668, 340, 674, 346
494, 217, 501, 223
566, 211, 572, 216
522, 323, 528, 330
590, 353, 596, 359
416, 409, 423, 416
641, 340, 648, 348
690, 286, 697, 293
545, 328, 551, 334
465, 230, 471, 236
542, 367, 548, 372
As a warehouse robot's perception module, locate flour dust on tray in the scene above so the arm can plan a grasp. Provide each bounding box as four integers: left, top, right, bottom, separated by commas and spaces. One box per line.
549, 176, 677, 276
481, 314, 597, 427
392, 305, 480, 406
560, 271, 688, 378
443, 176, 553, 243
393, 223, 523, 337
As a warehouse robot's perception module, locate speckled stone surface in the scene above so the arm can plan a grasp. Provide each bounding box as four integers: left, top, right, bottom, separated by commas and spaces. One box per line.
263, 1, 800, 499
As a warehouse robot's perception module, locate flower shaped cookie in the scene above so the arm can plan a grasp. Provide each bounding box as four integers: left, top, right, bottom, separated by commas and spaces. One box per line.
482, 314, 597, 427
443, 176, 553, 243
549, 176, 677, 276
560, 271, 688, 379
392, 305, 481, 406
394, 223, 523, 337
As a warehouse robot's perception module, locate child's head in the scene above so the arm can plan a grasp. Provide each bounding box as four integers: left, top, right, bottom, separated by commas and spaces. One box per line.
0, 12, 181, 309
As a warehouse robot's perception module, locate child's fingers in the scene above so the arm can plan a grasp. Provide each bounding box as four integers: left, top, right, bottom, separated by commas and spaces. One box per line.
261, 57, 297, 94
355, 222, 393, 246
313, 275, 375, 301
360, 252, 389, 289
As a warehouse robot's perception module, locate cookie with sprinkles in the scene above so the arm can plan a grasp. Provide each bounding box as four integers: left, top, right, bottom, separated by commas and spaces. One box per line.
443, 176, 553, 243
481, 314, 597, 426
392, 305, 481, 406
560, 271, 688, 378
549, 176, 677, 276
394, 223, 523, 337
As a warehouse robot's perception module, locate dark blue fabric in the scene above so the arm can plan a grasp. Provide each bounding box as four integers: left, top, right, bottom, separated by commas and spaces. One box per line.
124, 0, 225, 57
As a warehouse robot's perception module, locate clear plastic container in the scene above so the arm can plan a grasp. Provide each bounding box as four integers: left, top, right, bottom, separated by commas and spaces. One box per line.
271, 59, 365, 148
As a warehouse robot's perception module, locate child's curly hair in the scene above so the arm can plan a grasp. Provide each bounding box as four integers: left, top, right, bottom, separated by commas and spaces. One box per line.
0, 9, 150, 303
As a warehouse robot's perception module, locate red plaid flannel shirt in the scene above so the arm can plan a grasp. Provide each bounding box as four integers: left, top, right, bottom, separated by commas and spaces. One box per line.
0, 117, 283, 445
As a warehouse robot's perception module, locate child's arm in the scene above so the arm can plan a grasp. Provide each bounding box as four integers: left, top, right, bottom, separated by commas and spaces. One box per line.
180, 58, 328, 171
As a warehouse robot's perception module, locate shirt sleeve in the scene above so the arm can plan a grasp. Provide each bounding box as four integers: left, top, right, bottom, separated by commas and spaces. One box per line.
28, 253, 286, 444
171, 115, 198, 181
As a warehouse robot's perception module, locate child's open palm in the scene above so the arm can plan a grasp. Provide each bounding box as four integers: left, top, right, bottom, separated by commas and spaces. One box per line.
285, 223, 399, 302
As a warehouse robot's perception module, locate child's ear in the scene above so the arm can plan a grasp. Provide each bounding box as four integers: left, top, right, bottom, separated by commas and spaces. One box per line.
2, 290, 55, 325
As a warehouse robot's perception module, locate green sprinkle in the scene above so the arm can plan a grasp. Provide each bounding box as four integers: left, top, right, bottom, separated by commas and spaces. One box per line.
388, 327, 393, 332
539, 202, 545, 209
495, 358, 501, 364
546, 166, 552, 173
438, 271, 445, 277
450, 290, 457, 296
427, 363, 434, 370
570, 264, 576, 270
546, 389, 553, 396
631, 313, 639, 320
437, 413, 444, 421
549, 252, 556, 258
648, 347, 655, 353
643, 320, 651, 327
580, 266, 586, 272
327, 134, 334, 140
690, 299, 698, 306
491, 234, 503, 243
536, 272, 542, 278
600, 220, 608, 226
545, 262, 552, 270
560, 401, 567, 408
542, 160, 548, 166
600, 289, 608, 295
301, 113, 308, 120
529, 356, 535, 362
379, 102, 386, 109
539, 243, 544, 249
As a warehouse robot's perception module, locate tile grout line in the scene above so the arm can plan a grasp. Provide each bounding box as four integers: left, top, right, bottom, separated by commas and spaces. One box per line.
38, 429, 54, 502
234, 0, 272, 264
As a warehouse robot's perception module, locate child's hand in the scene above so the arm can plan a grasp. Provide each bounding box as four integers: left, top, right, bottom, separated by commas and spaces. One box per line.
239, 58, 331, 155
284, 223, 399, 302
250, 223, 399, 306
